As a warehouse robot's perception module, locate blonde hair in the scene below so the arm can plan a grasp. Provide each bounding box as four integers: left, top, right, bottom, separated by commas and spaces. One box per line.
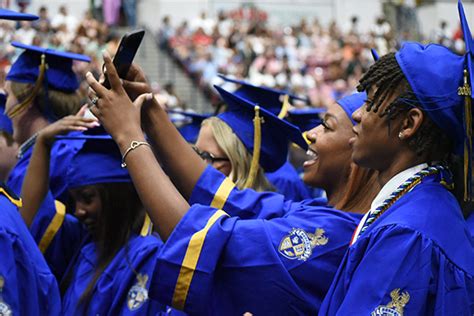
10, 81, 84, 119
202, 117, 275, 192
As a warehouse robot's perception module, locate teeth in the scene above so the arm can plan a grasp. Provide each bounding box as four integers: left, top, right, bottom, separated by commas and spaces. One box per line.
306, 149, 317, 158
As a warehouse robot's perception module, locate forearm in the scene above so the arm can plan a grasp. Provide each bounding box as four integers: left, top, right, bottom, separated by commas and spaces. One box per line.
117, 131, 191, 240
20, 137, 52, 227
143, 105, 206, 200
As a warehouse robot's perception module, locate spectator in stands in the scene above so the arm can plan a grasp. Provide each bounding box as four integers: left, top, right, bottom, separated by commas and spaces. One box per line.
51, 5, 78, 34
32, 6, 50, 31
14, 21, 35, 45
123, 0, 137, 27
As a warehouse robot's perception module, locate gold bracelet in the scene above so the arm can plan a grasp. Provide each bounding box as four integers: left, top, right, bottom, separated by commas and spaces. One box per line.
121, 141, 150, 168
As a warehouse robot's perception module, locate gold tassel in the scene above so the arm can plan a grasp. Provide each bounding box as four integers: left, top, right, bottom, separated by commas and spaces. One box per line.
244, 106, 262, 189
458, 69, 472, 201
277, 94, 290, 119
7, 54, 48, 119
140, 214, 152, 236
302, 131, 312, 145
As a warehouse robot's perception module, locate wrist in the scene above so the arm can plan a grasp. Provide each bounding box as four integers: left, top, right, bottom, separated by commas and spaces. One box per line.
115, 130, 146, 153
36, 132, 53, 148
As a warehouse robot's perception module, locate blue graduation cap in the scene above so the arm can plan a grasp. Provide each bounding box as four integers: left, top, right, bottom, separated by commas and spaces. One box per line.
392, 0, 473, 199
0, 8, 38, 21
167, 109, 212, 143
57, 129, 131, 188
0, 93, 13, 134
337, 92, 367, 125
218, 74, 309, 118
6, 41, 91, 119
287, 108, 325, 132
215, 85, 308, 187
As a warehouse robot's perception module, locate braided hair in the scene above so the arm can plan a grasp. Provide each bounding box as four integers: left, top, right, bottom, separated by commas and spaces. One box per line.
356, 53, 453, 162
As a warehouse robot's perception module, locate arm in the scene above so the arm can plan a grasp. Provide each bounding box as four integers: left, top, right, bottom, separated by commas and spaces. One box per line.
20, 108, 97, 227
120, 63, 207, 200
87, 53, 192, 240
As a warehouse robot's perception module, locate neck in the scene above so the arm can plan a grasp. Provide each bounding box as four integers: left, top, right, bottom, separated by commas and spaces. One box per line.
326, 172, 349, 207
14, 112, 49, 145
377, 151, 427, 188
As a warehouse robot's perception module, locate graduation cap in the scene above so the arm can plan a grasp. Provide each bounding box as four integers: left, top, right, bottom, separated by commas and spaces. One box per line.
392, 0, 473, 200
57, 129, 130, 188
215, 85, 308, 188
167, 109, 212, 143
6, 41, 91, 119
287, 108, 325, 132
0, 8, 38, 21
218, 74, 309, 118
0, 94, 12, 134
337, 92, 367, 125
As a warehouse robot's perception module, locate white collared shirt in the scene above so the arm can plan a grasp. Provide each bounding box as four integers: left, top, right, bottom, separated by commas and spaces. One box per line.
350, 163, 428, 245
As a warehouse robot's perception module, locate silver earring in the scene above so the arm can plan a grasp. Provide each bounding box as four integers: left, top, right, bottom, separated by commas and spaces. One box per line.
398, 132, 404, 140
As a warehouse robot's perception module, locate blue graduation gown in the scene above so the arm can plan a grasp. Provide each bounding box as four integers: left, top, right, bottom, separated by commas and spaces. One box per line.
319, 172, 474, 315
62, 234, 166, 315
466, 212, 474, 238
265, 161, 312, 201
150, 166, 362, 314
7, 138, 86, 280
0, 183, 61, 315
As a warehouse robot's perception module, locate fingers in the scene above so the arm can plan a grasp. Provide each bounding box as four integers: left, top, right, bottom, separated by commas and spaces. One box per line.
122, 80, 152, 98
102, 50, 123, 91
76, 104, 90, 117
86, 72, 108, 98
132, 93, 153, 109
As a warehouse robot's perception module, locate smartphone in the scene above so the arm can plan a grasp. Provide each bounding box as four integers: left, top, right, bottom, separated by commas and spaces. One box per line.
102, 29, 145, 88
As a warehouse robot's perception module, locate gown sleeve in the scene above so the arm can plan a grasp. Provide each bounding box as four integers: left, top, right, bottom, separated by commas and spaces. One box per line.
0, 229, 61, 316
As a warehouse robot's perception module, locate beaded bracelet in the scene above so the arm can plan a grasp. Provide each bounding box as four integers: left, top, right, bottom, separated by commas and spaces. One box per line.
121, 141, 150, 168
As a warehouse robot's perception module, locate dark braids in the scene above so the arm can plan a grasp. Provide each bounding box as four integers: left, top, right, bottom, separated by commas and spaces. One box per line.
356, 52, 453, 161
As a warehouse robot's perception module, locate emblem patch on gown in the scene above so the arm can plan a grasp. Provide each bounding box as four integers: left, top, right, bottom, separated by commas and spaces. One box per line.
278, 228, 328, 261
0, 276, 12, 316
127, 273, 149, 311
371, 288, 410, 316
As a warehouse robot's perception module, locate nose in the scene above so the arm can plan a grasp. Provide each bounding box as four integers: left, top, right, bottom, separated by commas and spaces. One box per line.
305, 127, 318, 144
352, 105, 363, 124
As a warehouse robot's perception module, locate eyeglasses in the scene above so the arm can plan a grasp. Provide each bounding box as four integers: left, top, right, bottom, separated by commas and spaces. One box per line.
192, 146, 230, 164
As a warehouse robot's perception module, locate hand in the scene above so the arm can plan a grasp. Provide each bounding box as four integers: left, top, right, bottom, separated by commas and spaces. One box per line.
37, 105, 99, 147
122, 63, 152, 101
86, 51, 148, 146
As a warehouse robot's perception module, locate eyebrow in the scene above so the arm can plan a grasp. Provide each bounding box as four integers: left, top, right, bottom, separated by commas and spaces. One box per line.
324, 112, 338, 123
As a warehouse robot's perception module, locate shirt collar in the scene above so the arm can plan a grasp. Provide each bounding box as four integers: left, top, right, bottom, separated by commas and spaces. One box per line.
370, 163, 428, 210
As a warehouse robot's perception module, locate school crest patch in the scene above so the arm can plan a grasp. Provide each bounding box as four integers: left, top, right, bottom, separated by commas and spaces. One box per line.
278, 228, 328, 261
0, 276, 12, 316
127, 273, 149, 311
371, 288, 410, 316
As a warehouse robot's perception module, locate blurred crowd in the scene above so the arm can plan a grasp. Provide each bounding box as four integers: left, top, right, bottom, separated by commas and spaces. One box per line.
0, 4, 130, 99
157, 5, 466, 110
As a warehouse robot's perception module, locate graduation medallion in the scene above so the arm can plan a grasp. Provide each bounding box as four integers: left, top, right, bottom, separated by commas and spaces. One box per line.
0, 276, 12, 316
278, 228, 328, 261
127, 273, 149, 311
371, 288, 410, 316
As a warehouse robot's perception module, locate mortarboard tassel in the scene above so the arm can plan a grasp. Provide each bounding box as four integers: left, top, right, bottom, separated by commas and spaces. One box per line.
244, 106, 263, 189
140, 214, 153, 237
7, 54, 48, 119
278, 94, 289, 119
459, 69, 473, 201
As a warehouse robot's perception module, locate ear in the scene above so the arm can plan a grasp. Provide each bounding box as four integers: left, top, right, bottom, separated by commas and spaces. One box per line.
399, 108, 424, 139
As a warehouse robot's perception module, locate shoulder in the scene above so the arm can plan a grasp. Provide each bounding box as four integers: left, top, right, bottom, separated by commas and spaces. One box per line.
0, 183, 21, 208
